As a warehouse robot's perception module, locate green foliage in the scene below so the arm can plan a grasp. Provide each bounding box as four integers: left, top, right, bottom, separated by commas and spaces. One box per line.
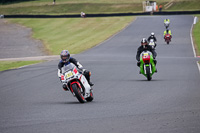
193, 16, 200, 56
0, 0, 34, 4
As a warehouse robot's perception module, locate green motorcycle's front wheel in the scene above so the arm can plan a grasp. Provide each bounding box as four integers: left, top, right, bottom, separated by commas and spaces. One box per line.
146, 66, 152, 81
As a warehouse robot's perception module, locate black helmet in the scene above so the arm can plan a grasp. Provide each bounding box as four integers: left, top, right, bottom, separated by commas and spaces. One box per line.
141, 38, 148, 48
141, 38, 147, 44
60, 50, 70, 63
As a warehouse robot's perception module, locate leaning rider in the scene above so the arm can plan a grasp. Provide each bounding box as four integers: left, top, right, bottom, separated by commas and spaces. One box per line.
58, 50, 93, 91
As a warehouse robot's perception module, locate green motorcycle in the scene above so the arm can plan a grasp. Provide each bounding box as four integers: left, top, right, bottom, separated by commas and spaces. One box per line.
139, 51, 156, 81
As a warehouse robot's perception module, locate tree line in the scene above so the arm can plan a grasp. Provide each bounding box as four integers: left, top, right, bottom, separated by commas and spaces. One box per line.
0, 0, 34, 4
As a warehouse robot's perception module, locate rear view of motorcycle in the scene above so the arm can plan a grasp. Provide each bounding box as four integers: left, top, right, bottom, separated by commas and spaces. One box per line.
164, 34, 172, 44
164, 21, 170, 29
139, 51, 157, 81
148, 39, 156, 49
60, 63, 94, 103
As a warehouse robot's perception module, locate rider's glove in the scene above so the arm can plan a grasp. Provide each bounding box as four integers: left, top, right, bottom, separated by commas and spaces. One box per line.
137, 61, 140, 67
78, 68, 86, 74
59, 77, 62, 83
153, 59, 157, 65
77, 62, 83, 69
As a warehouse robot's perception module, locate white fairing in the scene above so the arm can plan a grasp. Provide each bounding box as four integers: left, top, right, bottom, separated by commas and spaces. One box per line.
61, 63, 92, 98
149, 39, 155, 48
79, 74, 91, 95
140, 51, 152, 58
58, 69, 61, 78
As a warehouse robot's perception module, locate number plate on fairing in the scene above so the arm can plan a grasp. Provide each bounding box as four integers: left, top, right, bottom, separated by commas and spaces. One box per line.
149, 42, 154, 46
65, 71, 73, 78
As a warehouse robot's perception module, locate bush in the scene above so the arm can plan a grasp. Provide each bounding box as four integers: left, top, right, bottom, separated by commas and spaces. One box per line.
0, 0, 33, 4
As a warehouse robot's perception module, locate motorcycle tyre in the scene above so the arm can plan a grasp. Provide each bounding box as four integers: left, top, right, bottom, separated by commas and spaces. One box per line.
72, 84, 86, 103
146, 66, 152, 81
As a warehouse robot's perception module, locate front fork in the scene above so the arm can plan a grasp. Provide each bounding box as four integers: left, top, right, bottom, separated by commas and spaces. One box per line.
143, 64, 152, 74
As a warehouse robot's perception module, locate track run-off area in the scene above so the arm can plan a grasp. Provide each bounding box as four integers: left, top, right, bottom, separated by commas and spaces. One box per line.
0, 15, 200, 133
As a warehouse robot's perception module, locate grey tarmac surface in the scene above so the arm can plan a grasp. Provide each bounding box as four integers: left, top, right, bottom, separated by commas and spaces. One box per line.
0, 15, 200, 133
0, 19, 47, 59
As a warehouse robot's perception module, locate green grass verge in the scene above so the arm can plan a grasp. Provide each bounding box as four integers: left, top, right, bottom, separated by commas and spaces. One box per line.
1, 0, 199, 15
9, 17, 135, 55
193, 16, 200, 56
166, 0, 200, 11
0, 3, 142, 15
0, 60, 44, 71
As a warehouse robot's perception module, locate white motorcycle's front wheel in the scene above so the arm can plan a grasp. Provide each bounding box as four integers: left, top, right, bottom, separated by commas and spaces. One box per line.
71, 84, 86, 103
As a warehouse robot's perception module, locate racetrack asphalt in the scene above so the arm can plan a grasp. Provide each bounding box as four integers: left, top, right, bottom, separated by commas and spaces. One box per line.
0, 15, 200, 133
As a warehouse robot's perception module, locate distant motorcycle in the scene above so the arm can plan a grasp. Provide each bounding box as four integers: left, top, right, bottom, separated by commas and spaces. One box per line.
164, 34, 171, 44
164, 21, 170, 29
139, 51, 156, 81
148, 39, 156, 49
60, 63, 93, 103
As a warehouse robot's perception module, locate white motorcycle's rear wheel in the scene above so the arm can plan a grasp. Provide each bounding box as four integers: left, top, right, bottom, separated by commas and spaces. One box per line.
72, 84, 86, 103
86, 90, 94, 102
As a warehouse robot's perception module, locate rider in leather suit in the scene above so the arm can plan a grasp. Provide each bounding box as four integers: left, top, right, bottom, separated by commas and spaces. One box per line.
58, 50, 93, 91
147, 32, 157, 48
136, 38, 157, 67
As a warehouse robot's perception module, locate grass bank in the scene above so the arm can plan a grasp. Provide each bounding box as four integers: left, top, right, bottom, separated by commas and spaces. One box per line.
193, 16, 200, 56
166, 0, 200, 11
0, 60, 43, 71
0, 0, 199, 15
9, 17, 135, 55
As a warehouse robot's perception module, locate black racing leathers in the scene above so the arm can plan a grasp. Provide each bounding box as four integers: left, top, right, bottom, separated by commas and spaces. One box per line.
58, 57, 79, 72
136, 45, 157, 61
147, 36, 157, 42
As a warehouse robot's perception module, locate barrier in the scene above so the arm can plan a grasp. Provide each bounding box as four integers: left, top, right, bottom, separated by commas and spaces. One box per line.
3, 11, 200, 18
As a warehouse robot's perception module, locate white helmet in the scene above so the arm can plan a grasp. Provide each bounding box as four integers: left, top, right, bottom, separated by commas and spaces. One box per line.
151, 32, 155, 36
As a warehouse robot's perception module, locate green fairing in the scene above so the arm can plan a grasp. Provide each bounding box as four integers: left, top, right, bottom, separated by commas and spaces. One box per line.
140, 54, 156, 78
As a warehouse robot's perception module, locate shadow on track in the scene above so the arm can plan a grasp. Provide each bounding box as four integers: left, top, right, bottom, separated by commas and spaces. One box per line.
127, 79, 164, 82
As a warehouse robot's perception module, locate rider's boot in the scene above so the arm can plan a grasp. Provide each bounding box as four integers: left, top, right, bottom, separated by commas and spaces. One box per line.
89, 81, 94, 86
88, 75, 94, 86
84, 70, 94, 86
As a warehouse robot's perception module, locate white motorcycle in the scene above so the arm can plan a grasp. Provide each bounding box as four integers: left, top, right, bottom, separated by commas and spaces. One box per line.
148, 39, 156, 49
60, 63, 93, 103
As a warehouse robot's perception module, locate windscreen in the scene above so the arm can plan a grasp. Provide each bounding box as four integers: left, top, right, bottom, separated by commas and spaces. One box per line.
61, 63, 76, 74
